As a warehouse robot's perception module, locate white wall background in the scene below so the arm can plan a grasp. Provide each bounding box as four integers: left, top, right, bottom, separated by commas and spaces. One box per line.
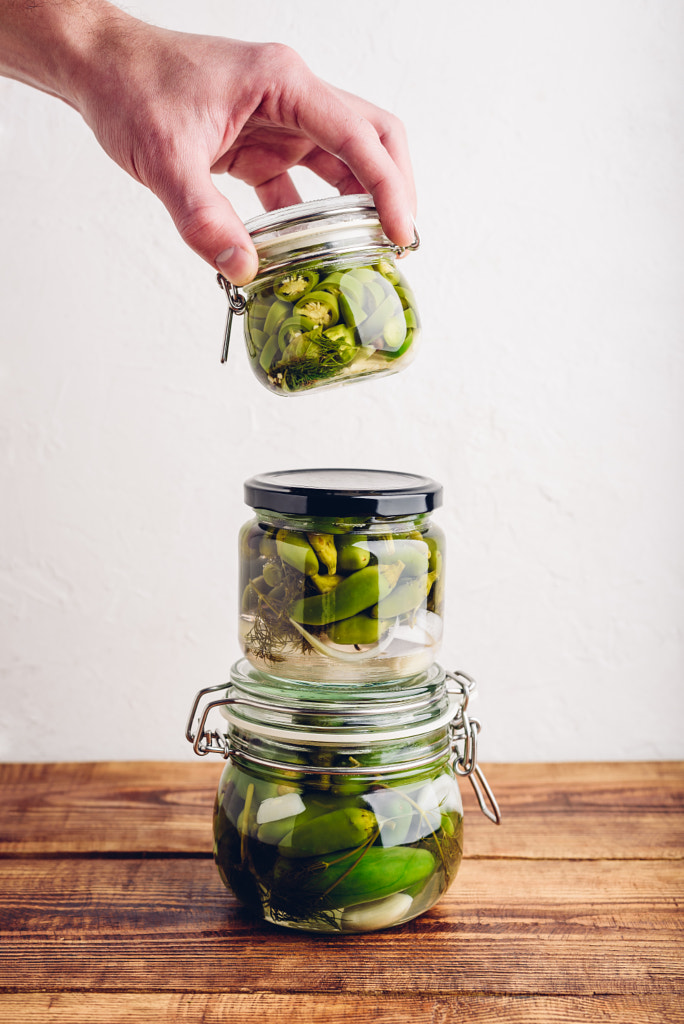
1, 0, 682, 763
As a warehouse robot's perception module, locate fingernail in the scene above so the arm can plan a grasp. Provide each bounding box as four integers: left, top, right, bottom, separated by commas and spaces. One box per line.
216, 246, 257, 286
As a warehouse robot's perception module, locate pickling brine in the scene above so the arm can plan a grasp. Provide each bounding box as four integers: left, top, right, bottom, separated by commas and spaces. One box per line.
240, 469, 445, 684
243, 257, 420, 394
186, 660, 501, 934
219, 195, 421, 396
213, 756, 463, 933
239, 513, 444, 683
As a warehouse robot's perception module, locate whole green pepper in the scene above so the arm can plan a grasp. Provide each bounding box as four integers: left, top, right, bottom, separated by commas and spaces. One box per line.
336, 534, 371, 573
289, 561, 403, 625
262, 560, 283, 588
326, 613, 391, 646
278, 807, 377, 858
369, 571, 436, 619
273, 846, 435, 908
276, 529, 319, 576
307, 533, 337, 575
310, 573, 344, 594
383, 539, 430, 578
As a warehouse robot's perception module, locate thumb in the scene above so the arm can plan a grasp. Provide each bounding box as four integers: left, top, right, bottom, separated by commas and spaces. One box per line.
158, 167, 259, 285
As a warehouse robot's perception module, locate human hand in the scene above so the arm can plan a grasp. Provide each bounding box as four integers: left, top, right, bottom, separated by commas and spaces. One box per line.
66, 14, 416, 285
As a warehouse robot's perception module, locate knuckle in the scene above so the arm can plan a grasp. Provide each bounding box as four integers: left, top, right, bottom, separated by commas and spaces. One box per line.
257, 41, 306, 77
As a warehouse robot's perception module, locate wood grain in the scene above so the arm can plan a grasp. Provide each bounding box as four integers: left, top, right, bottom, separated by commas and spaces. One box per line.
1, 760, 682, 859
0, 992, 682, 1024
0, 858, 681, 995
0, 761, 681, 1022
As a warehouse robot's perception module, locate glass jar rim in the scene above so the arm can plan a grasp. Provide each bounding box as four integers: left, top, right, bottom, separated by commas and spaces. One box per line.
219, 659, 460, 747
244, 468, 442, 517
244, 193, 381, 243
241, 194, 410, 283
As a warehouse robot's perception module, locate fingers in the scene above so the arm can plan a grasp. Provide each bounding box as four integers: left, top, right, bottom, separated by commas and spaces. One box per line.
254, 170, 303, 212
328, 83, 417, 214
156, 164, 259, 285
292, 82, 417, 247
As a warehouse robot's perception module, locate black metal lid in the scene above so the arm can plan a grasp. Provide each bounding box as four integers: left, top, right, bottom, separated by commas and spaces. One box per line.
244, 468, 442, 517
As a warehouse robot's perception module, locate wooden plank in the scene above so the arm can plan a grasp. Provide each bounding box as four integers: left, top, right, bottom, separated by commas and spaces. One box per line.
0, 762, 217, 855
0, 858, 680, 996
0, 992, 681, 1024
1, 761, 682, 859
469, 762, 684, 859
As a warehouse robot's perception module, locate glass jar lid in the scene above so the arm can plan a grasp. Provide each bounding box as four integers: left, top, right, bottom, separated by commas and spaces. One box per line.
244, 468, 443, 517
243, 194, 413, 280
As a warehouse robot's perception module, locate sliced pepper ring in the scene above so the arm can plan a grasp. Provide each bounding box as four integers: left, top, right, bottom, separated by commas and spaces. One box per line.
273, 270, 319, 302
294, 290, 340, 328
278, 315, 316, 351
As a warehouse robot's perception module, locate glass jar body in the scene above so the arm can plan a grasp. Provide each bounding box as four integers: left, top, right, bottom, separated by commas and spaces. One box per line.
240, 196, 420, 396
243, 255, 420, 395
212, 739, 463, 934
238, 509, 445, 683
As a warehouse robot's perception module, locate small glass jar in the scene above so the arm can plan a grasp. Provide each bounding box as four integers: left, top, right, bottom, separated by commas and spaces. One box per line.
185, 663, 501, 934
239, 468, 445, 684
218, 195, 420, 395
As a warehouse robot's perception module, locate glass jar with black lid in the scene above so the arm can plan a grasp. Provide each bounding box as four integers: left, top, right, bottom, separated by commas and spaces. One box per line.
218, 194, 420, 395
185, 663, 500, 934
238, 468, 445, 684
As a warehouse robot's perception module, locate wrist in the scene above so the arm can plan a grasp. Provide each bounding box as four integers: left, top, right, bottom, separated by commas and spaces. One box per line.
0, 0, 138, 110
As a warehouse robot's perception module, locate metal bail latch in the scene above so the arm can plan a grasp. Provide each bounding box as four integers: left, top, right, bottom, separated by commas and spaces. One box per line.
393, 224, 421, 259
217, 274, 247, 364
447, 669, 502, 825
185, 682, 236, 758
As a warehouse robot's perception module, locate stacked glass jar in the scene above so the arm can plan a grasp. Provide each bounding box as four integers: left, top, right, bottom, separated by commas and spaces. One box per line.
186, 468, 500, 934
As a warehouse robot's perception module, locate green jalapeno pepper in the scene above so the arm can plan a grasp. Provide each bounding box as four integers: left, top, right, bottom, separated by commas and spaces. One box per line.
378, 315, 407, 351
318, 271, 345, 294
321, 324, 356, 364
336, 534, 371, 573
273, 270, 319, 302
369, 571, 437, 619
276, 529, 319, 577
277, 315, 316, 352
273, 846, 435, 908
279, 332, 323, 366
293, 290, 339, 328
289, 561, 403, 625
262, 560, 283, 588
307, 533, 337, 575
259, 334, 280, 373
383, 329, 414, 360
384, 539, 430, 578
311, 573, 344, 594
375, 258, 401, 286
278, 807, 377, 859
263, 297, 292, 337
326, 613, 391, 646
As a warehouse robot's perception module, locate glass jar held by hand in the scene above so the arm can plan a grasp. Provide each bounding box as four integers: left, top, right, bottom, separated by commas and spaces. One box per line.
238, 469, 445, 684
218, 195, 421, 395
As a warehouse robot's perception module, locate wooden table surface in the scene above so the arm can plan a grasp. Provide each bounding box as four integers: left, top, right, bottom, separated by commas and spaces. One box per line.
0, 760, 682, 1023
